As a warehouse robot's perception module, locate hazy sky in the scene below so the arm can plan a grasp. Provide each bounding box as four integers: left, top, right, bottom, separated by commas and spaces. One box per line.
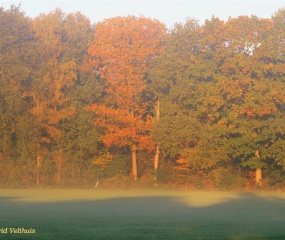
1, 0, 285, 28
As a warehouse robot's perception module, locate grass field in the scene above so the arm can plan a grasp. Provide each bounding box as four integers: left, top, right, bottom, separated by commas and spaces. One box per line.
0, 189, 285, 240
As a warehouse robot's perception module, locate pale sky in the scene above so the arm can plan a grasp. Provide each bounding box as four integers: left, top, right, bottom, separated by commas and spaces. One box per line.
1, 0, 285, 28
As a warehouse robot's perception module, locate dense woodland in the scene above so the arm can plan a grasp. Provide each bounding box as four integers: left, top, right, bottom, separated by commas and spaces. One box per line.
1, 5, 285, 190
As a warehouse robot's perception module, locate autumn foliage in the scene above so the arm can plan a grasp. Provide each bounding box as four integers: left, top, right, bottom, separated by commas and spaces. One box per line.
85, 16, 165, 179
2, 5, 285, 189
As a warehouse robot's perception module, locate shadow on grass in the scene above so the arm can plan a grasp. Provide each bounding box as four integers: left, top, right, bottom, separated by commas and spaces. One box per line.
0, 192, 285, 240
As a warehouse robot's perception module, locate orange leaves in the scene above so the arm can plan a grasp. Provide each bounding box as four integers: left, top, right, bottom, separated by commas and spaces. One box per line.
240, 108, 255, 118
240, 106, 276, 118
86, 103, 155, 151
29, 58, 76, 141
93, 152, 113, 169
264, 63, 274, 71
86, 16, 165, 107
242, 67, 249, 74
28, 10, 78, 144
85, 16, 165, 152
175, 157, 190, 177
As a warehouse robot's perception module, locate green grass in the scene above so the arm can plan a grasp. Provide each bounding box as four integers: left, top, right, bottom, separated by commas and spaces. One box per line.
0, 189, 285, 239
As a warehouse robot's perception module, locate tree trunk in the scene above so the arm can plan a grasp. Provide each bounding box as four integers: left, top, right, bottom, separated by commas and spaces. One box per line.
131, 144, 138, 180
255, 149, 262, 186
255, 168, 262, 186
154, 146, 159, 171
36, 155, 41, 187
154, 146, 159, 184
154, 99, 160, 183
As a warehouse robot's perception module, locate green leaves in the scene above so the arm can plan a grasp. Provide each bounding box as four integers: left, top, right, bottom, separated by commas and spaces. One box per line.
148, 13, 285, 187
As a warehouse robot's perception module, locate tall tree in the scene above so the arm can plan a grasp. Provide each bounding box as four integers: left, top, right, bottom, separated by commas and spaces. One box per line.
217, 15, 285, 186
148, 18, 230, 187
27, 9, 77, 186
0, 5, 39, 186
59, 12, 104, 186
86, 16, 165, 180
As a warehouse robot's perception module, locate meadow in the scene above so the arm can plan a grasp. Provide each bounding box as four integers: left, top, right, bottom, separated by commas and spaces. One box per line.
0, 189, 285, 240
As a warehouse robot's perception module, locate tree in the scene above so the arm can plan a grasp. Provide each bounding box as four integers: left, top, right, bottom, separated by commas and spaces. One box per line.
59, 12, 104, 186
27, 9, 77, 186
148, 18, 231, 187
216, 15, 285, 186
0, 5, 39, 187
86, 16, 165, 180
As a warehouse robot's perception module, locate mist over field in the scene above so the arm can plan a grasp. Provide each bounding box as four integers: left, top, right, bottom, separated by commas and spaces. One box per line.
1, 189, 285, 239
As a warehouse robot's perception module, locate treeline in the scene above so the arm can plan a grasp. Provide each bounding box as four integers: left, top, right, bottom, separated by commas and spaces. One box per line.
1, 5, 285, 190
